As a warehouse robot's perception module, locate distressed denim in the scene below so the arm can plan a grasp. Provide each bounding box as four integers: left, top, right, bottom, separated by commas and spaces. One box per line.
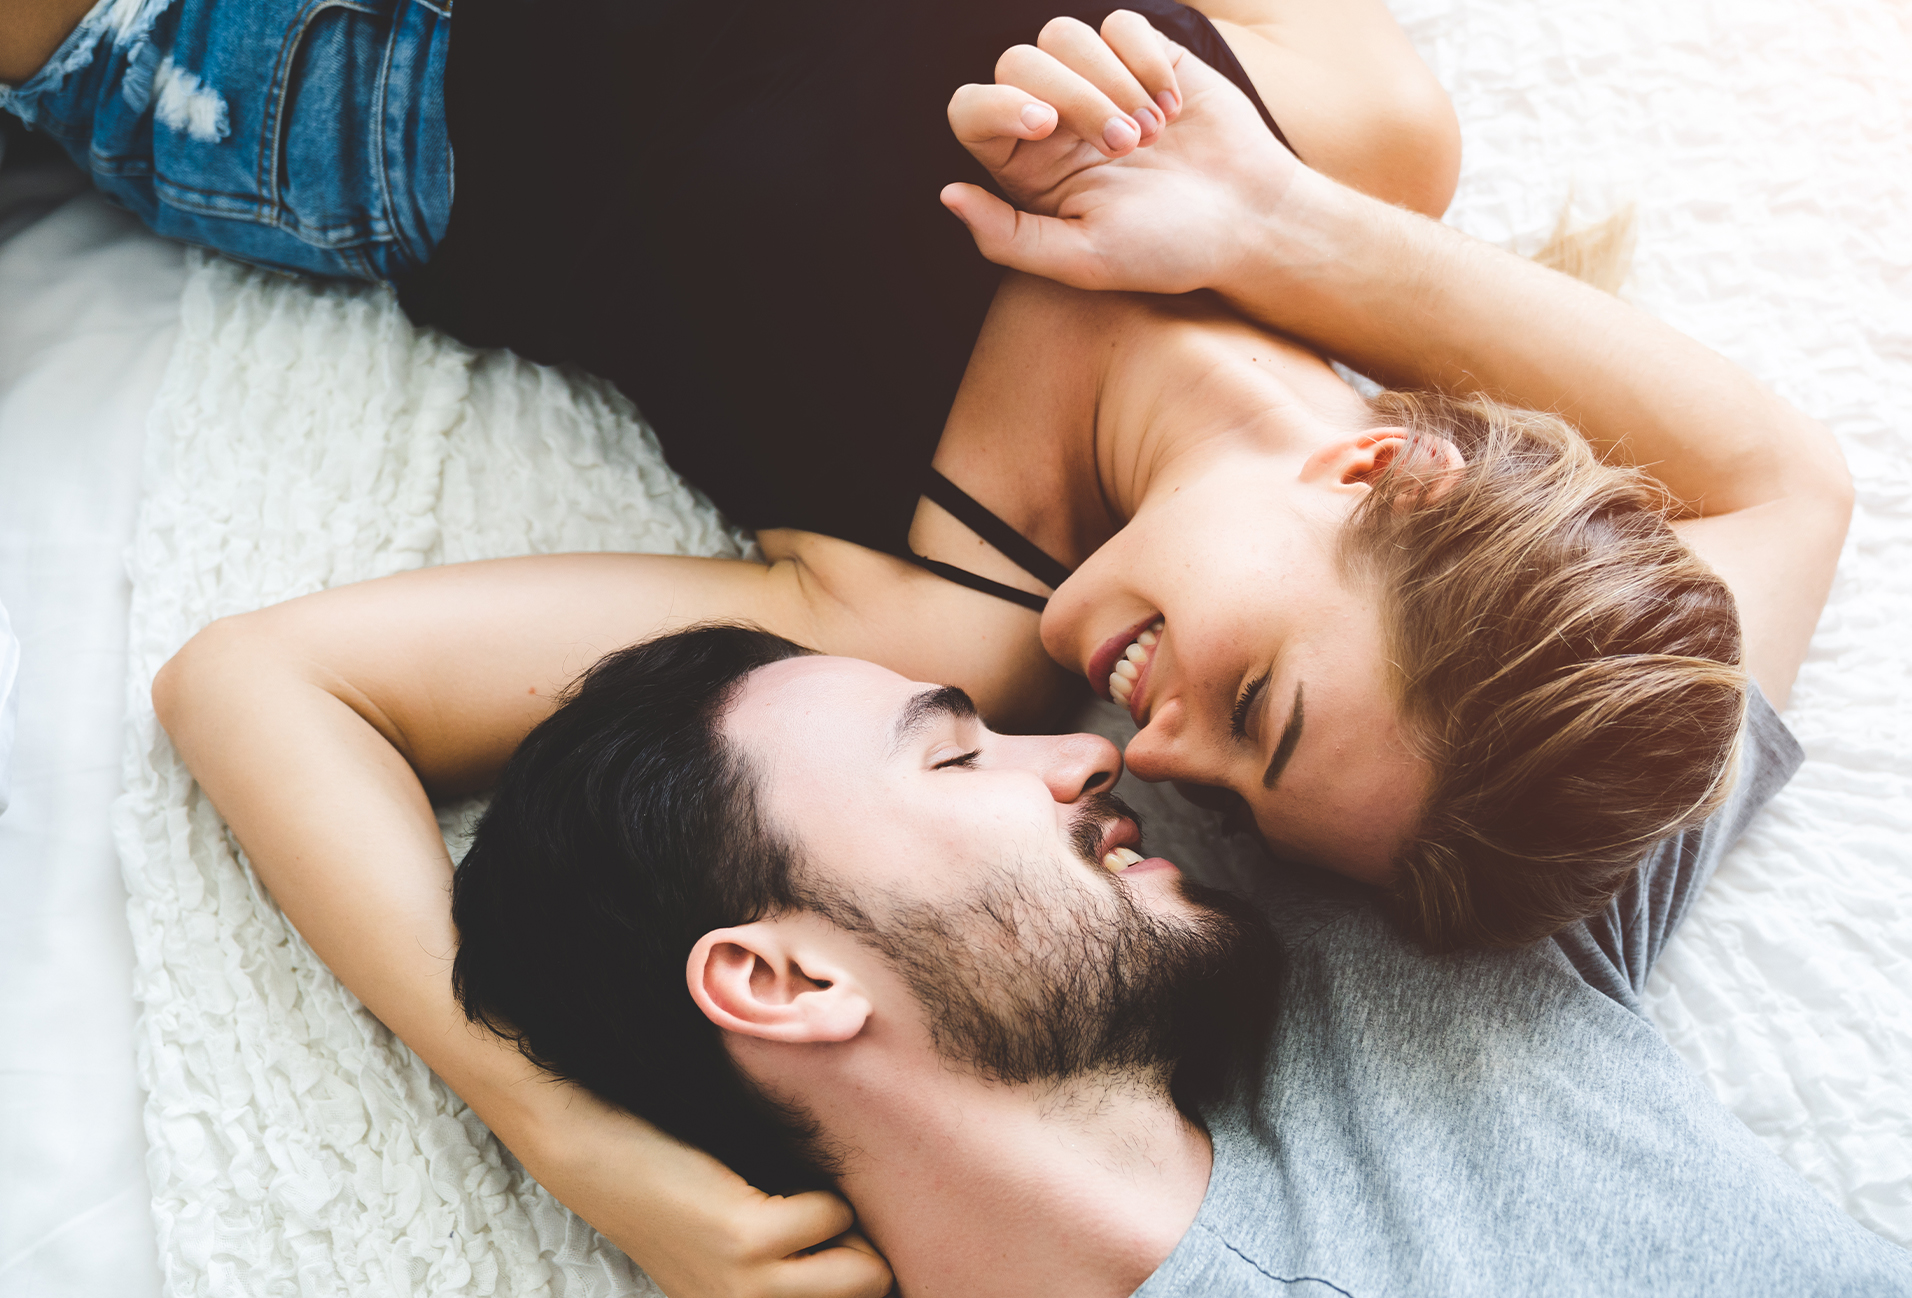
0, 0, 451, 281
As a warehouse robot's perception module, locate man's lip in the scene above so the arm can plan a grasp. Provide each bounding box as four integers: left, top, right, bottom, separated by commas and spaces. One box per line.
1122, 857, 1179, 878
1087, 613, 1163, 703
1095, 816, 1143, 862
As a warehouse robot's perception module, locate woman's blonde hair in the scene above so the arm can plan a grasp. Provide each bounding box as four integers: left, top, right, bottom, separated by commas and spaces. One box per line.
1341, 390, 1747, 951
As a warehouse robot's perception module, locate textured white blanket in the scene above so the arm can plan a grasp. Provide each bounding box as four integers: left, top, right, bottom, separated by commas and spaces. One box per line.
115, 0, 1911, 1291
114, 258, 740, 1295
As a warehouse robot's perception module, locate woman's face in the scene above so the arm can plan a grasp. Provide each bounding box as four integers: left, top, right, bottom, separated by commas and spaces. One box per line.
1041, 441, 1431, 883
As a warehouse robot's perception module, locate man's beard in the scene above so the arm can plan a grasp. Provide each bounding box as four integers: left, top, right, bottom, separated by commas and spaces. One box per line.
799, 793, 1285, 1112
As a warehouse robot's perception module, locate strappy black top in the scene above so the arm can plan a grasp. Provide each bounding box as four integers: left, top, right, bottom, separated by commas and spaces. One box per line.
400, 0, 1288, 610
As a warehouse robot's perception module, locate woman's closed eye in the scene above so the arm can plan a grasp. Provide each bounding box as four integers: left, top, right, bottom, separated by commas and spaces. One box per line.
1230, 670, 1270, 742
934, 749, 982, 770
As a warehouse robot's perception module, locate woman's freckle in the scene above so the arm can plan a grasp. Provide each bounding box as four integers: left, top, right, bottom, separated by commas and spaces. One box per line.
527, 686, 537, 695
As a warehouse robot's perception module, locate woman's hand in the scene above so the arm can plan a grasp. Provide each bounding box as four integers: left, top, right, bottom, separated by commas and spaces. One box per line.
942, 11, 1300, 295
523, 1092, 892, 1298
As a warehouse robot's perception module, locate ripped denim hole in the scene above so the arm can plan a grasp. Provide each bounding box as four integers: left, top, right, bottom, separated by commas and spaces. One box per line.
150, 55, 228, 142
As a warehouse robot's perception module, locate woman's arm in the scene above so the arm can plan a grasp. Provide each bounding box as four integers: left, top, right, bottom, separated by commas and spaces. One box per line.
153, 544, 1033, 1298
1189, 0, 1461, 217
1213, 172, 1851, 708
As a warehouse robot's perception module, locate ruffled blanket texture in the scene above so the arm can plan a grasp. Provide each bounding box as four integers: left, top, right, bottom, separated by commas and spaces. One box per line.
113, 0, 1909, 1291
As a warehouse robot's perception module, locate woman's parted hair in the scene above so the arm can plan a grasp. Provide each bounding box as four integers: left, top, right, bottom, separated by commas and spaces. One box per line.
1343, 390, 1746, 951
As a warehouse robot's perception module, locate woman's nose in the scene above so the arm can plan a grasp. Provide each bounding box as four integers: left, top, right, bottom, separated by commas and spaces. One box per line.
1119, 699, 1191, 784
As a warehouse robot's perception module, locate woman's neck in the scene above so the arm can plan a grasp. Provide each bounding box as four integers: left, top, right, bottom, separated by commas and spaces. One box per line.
929, 274, 1367, 568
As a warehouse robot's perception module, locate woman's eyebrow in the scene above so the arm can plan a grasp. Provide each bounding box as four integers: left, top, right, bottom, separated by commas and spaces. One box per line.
889, 685, 978, 755
1262, 683, 1305, 789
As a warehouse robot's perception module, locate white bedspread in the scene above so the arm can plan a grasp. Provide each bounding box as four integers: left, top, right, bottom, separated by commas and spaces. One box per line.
108, 0, 1909, 1291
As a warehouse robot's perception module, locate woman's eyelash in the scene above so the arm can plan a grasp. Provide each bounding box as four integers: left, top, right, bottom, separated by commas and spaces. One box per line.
934, 750, 982, 770
1230, 671, 1270, 741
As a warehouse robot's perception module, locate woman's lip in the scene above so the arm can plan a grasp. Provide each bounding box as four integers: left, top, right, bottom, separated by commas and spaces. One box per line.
1088, 613, 1163, 703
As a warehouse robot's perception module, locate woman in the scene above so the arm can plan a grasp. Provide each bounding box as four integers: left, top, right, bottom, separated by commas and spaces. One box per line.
1, 0, 1803, 948
13, 1, 1850, 1294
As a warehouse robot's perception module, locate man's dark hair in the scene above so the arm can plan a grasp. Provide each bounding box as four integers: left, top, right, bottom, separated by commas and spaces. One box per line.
451, 623, 824, 1193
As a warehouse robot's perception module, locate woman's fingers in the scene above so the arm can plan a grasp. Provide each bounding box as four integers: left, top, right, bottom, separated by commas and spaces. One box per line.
752, 1188, 859, 1256
941, 182, 1109, 290
765, 1245, 894, 1298
756, 1195, 894, 1298
1098, 9, 1181, 123
947, 81, 1059, 169
1034, 15, 1164, 142
994, 41, 1144, 156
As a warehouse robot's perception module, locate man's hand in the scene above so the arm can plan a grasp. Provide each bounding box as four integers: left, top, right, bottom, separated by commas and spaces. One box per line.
942, 10, 1301, 295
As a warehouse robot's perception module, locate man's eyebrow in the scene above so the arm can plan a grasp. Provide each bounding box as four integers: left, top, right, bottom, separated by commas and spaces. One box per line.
890, 685, 978, 755
1261, 683, 1305, 790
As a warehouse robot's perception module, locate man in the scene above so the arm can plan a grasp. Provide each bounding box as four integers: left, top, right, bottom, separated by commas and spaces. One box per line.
449, 624, 1910, 1297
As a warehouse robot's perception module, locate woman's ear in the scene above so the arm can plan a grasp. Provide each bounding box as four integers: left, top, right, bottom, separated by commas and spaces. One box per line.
1301, 428, 1465, 507
686, 921, 873, 1044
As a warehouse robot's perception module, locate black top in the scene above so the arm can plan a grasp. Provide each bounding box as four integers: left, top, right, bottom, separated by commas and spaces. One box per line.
400, 0, 1286, 567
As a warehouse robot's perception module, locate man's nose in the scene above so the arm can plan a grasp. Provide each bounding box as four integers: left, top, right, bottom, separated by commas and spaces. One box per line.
999, 730, 1123, 802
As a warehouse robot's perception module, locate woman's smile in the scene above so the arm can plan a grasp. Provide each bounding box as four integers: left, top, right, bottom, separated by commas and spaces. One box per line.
1094, 616, 1166, 720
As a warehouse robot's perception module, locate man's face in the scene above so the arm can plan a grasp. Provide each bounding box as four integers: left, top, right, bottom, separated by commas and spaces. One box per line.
723, 656, 1273, 1086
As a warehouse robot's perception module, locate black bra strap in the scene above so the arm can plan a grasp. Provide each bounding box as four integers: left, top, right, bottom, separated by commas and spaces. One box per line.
907, 556, 1050, 613
921, 469, 1074, 590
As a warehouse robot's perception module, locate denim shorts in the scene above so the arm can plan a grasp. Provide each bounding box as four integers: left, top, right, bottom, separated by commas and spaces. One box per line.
0, 0, 451, 281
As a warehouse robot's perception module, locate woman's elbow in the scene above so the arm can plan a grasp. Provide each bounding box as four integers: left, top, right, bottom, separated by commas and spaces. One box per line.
152, 614, 265, 740
1363, 76, 1462, 219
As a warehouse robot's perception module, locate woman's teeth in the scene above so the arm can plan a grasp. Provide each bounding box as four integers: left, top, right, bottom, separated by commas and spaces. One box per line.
1108, 619, 1163, 708
1101, 846, 1146, 872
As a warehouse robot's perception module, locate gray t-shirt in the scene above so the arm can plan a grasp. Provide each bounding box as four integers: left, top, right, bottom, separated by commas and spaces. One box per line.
1136, 688, 1912, 1296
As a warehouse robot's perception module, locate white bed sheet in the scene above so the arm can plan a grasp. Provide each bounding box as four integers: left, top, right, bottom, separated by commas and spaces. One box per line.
0, 165, 180, 1298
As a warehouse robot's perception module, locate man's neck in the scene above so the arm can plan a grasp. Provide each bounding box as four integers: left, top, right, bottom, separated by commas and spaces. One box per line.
824, 1068, 1212, 1298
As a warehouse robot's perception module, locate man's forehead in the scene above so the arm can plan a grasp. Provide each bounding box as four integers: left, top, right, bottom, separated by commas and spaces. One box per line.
724, 655, 918, 752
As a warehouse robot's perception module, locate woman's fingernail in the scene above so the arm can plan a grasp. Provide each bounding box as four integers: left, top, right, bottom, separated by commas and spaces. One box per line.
1103, 115, 1139, 151
1158, 88, 1179, 118
1020, 102, 1054, 132
1137, 103, 1162, 134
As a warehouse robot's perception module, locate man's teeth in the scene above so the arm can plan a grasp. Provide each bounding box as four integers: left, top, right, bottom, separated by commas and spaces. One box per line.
1108, 619, 1164, 707
1101, 846, 1146, 872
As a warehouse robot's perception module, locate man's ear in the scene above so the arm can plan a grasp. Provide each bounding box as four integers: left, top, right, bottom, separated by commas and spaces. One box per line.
1300, 428, 1465, 506
686, 921, 873, 1044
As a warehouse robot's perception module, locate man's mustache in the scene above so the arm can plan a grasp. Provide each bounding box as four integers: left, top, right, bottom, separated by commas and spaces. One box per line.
1069, 790, 1146, 868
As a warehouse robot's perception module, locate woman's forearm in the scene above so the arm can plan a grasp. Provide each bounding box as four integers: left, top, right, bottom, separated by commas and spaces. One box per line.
1225, 170, 1845, 516
151, 598, 891, 1297
153, 616, 577, 1139
1221, 171, 1850, 702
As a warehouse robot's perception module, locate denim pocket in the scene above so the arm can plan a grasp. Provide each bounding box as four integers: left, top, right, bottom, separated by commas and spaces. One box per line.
271, 0, 394, 249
